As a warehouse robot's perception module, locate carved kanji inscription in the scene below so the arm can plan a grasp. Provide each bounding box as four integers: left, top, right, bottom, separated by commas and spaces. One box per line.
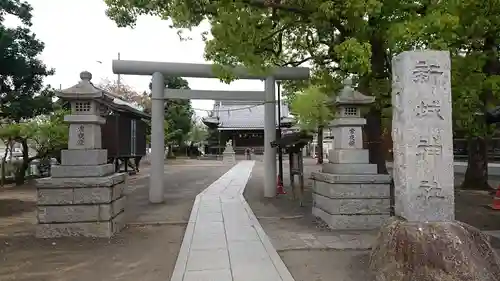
416, 100, 444, 120
412, 60, 443, 84
417, 177, 445, 201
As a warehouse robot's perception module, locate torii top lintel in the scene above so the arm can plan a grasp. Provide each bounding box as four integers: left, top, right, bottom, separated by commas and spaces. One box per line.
112, 60, 310, 80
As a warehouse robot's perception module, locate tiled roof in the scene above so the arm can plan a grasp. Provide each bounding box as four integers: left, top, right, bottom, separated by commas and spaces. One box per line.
211, 100, 291, 129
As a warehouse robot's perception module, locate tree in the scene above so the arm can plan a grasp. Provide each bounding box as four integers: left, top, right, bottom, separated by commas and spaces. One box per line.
1, 0, 55, 123
1, 0, 58, 183
385, 0, 500, 189
104, 0, 423, 174
147, 76, 194, 151
165, 99, 193, 146
0, 110, 68, 184
98, 79, 151, 112
290, 86, 333, 164
444, 1, 500, 190
188, 121, 208, 145
0, 123, 22, 186
158, 77, 194, 154
29, 109, 69, 162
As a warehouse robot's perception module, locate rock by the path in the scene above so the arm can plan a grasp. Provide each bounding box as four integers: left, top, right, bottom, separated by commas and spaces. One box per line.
370, 217, 500, 281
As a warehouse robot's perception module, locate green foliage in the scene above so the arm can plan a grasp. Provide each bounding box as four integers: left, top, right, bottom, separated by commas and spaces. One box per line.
0, 109, 68, 184
103, 0, 396, 122
165, 76, 190, 89
163, 77, 194, 146
188, 122, 208, 144
0, 110, 68, 160
147, 76, 194, 145
165, 98, 193, 145
0, 0, 55, 122
290, 86, 333, 132
28, 109, 69, 159
104, 0, 500, 143
0, 123, 27, 145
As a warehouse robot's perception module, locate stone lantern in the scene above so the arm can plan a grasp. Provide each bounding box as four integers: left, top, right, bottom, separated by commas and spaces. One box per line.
325, 78, 375, 170
310, 79, 391, 230
35, 71, 127, 238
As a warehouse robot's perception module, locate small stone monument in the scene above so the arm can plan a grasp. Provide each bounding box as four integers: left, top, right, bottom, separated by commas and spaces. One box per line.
311, 79, 391, 230
35, 71, 127, 238
222, 139, 236, 164
370, 51, 500, 281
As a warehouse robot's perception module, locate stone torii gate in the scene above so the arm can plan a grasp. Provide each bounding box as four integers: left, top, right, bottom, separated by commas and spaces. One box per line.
112, 60, 309, 203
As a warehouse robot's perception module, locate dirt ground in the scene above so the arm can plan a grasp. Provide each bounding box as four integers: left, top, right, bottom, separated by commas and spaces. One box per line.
244, 158, 500, 281
3, 157, 500, 281
0, 160, 232, 281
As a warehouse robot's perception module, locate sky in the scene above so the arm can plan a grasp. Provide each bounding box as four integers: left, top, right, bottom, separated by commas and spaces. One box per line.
19, 0, 267, 117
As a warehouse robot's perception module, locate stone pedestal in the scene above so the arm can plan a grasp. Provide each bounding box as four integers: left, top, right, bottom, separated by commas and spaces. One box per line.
311, 79, 391, 230
222, 144, 236, 165
35, 71, 127, 238
370, 218, 500, 281
36, 172, 127, 237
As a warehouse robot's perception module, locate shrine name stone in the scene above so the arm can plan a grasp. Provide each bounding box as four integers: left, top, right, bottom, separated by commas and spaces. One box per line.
391, 50, 454, 222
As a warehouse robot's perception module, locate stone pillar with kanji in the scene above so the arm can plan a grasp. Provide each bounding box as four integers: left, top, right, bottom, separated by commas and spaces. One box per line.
310, 79, 391, 230
369, 50, 500, 281
35, 71, 127, 238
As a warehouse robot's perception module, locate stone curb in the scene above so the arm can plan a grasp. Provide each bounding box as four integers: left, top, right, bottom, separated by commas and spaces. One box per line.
238, 183, 295, 281
170, 194, 201, 281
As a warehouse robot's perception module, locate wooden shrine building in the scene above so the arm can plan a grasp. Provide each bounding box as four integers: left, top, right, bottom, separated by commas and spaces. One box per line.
59, 73, 151, 173
99, 92, 150, 172
202, 100, 295, 155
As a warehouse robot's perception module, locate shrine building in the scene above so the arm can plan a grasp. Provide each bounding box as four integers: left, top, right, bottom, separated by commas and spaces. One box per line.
202, 100, 295, 155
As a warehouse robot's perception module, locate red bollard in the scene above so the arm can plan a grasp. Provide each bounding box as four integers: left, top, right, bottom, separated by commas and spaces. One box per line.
276, 175, 286, 195
490, 185, 500, 210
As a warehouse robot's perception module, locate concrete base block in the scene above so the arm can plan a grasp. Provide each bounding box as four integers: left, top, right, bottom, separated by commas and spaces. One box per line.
312, 177, 391, 230
313, 193, 390, 215
37, 182, 125, 205
313, 181, 390, 199
61, 149, 108, 166
322, 163, 377, 174
37, 196, 126, 223
311, 172, 391, 184
51, 164, 115, 178
328, 149, 369, 164
223, 152, 236, 165
36, 210, 126, 238
313, 206, 390, 230
35, 172, 128, 238
35, 173, 126, 189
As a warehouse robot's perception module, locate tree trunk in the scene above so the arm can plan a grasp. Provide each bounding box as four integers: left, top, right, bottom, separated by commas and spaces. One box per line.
317, 126, 324, 164
366, 108, 388, 174
461, 137, 491, 190
463, 36, 500, 190
14, 139, 30, 185
1, 144, 8, 187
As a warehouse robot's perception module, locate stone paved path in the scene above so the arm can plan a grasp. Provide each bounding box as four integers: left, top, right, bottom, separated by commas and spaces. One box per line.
170, 160, 294, 281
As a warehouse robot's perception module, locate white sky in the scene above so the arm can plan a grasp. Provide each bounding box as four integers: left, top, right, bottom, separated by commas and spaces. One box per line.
22, 0, 266, 117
